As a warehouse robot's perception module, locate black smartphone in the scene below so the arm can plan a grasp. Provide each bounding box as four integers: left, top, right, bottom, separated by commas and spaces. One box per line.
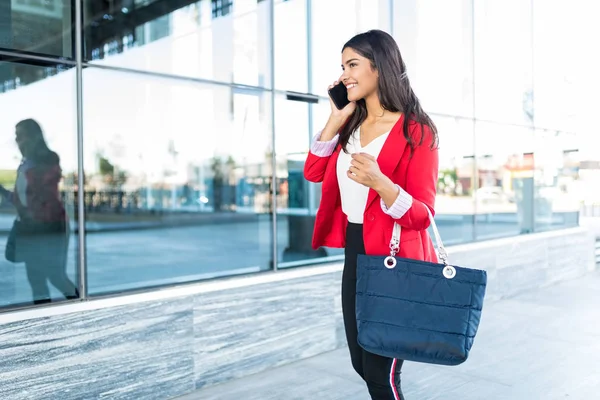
328, 82, 350, 110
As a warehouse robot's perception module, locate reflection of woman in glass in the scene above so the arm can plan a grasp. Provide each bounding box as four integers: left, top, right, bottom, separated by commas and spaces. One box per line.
0, 119, 78, 304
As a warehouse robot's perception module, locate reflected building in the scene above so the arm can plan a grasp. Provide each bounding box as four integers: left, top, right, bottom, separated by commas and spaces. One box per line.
0, 1, 598, 398
0, 0, 591, 301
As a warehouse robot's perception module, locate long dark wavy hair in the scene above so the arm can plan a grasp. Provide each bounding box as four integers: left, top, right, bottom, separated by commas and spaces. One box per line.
16, 119, 59, 165
339, 30, 438, 155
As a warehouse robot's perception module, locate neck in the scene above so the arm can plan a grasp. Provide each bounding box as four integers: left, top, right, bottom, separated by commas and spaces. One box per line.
364, 92, 385, 122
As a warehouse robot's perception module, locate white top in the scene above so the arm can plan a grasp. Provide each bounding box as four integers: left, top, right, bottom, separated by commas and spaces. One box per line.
336, 127, 390, 224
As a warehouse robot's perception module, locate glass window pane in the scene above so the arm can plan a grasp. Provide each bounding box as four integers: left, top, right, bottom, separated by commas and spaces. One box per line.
83, 0, 271, 88
82, 68, 273, 295
532, 0, 578, 132
274, 95, 311, 265
474, 0, 533, 125
533, 129, 580, 232
393, 0, 474, 117
274, 0, 308, 92
433, 115, 475, 245
474, 121, 535, 240
275, 96, 344, 267
311, 0, 391, 97
0, 61, 79, 308
0, 0, 73, 58
308, 97, 332, 210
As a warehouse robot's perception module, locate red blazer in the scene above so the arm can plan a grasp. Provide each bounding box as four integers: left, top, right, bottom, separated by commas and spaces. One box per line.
303, 115, 439, 262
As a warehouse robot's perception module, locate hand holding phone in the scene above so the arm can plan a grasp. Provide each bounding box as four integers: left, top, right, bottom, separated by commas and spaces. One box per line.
318, 81, 356, 142
328, 81, 350, 110
327, 80, 356, 121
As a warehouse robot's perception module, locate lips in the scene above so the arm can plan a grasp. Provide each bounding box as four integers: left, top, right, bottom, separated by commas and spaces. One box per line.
346, 83, 357, 90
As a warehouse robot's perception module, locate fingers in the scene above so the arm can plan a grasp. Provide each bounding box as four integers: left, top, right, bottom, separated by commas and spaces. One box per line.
347, 169, 359, 182
351, 153, 375, 164
357, 152, 376, 161
327, 80, 340, 90
350, 154, 364, 165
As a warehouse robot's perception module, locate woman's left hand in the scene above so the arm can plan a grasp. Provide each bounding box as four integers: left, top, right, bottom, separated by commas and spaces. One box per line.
347, 153, 389, 190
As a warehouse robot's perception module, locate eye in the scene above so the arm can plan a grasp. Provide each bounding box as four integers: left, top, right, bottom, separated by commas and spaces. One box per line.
349, 62, 358, 68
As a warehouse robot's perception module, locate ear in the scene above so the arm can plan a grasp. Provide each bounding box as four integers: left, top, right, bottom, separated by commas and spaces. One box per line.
370, 62, 379, 78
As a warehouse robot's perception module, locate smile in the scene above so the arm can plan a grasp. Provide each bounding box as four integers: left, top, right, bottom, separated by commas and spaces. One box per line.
346, 83, 357, 90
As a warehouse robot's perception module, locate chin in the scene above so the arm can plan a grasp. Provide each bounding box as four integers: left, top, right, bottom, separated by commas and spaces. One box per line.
347, 92, 362, 102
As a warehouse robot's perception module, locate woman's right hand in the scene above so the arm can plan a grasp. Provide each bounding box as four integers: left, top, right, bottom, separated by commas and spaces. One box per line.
316, 81, 357, 143
328, 80, 356, 125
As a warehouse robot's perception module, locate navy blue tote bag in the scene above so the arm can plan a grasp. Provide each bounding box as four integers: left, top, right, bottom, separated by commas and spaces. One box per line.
356, 209, 487, 366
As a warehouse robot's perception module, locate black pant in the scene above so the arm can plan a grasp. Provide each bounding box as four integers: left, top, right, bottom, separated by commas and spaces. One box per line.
21, 223, 78, 304
343, 222, 404, 400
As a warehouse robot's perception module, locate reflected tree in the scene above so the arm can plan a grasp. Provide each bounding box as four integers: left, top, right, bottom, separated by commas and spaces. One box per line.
438, 168, 459, 196
97, 153, 127, 187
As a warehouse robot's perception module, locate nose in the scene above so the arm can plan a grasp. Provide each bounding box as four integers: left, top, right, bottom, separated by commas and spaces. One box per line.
340, 71, 349, 83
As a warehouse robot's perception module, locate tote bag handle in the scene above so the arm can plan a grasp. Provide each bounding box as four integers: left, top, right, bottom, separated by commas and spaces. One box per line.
386, 207, 454, 278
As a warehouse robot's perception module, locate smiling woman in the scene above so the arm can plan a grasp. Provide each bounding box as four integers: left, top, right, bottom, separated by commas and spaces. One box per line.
338, 52, 378, 104
304, 29, 440, 400
336, 32, 438, 156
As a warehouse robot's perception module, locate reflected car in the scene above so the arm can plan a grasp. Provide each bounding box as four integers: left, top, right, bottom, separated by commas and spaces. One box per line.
476, 186, 515, 203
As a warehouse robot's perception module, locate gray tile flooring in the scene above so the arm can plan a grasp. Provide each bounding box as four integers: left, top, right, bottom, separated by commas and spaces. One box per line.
179, 270, 600, 400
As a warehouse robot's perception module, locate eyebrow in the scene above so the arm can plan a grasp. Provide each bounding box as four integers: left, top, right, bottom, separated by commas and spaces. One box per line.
342, 58, 360, 67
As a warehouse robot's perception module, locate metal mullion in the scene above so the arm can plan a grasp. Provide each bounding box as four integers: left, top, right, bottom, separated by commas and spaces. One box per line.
75, 0, 87, 299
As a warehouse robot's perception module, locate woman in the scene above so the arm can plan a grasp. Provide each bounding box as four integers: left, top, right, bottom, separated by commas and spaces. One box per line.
0, 119, 78, 304
304, 30, 439, 399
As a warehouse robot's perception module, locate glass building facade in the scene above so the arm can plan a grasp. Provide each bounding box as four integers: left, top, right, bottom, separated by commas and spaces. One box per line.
0, 0, 591, 309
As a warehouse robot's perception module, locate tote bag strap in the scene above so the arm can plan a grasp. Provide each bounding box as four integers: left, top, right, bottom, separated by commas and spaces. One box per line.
389, 206, 448, 265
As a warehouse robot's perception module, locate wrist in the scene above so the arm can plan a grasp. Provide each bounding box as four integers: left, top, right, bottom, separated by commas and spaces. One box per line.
326, 115, 345, 131
318, 116, 344, 143
373, 176, 395, 194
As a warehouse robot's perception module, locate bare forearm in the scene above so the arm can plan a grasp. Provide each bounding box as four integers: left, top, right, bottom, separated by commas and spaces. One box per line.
374, 177, 399, 208
319, 115, 345, 142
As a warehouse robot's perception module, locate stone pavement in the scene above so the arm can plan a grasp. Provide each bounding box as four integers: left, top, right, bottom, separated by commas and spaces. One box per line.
178, 270, 600, 400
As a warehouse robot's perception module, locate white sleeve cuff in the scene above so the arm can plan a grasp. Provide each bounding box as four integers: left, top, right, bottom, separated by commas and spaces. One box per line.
310, 131, 339, 157
380, 185, 413, 219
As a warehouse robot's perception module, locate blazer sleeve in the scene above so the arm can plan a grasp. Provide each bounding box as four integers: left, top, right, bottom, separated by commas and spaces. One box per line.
303, 131, 339, 183
392, 124, 439, 231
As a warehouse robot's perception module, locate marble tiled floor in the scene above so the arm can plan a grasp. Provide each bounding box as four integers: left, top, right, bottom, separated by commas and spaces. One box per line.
179, 270, 600, 400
